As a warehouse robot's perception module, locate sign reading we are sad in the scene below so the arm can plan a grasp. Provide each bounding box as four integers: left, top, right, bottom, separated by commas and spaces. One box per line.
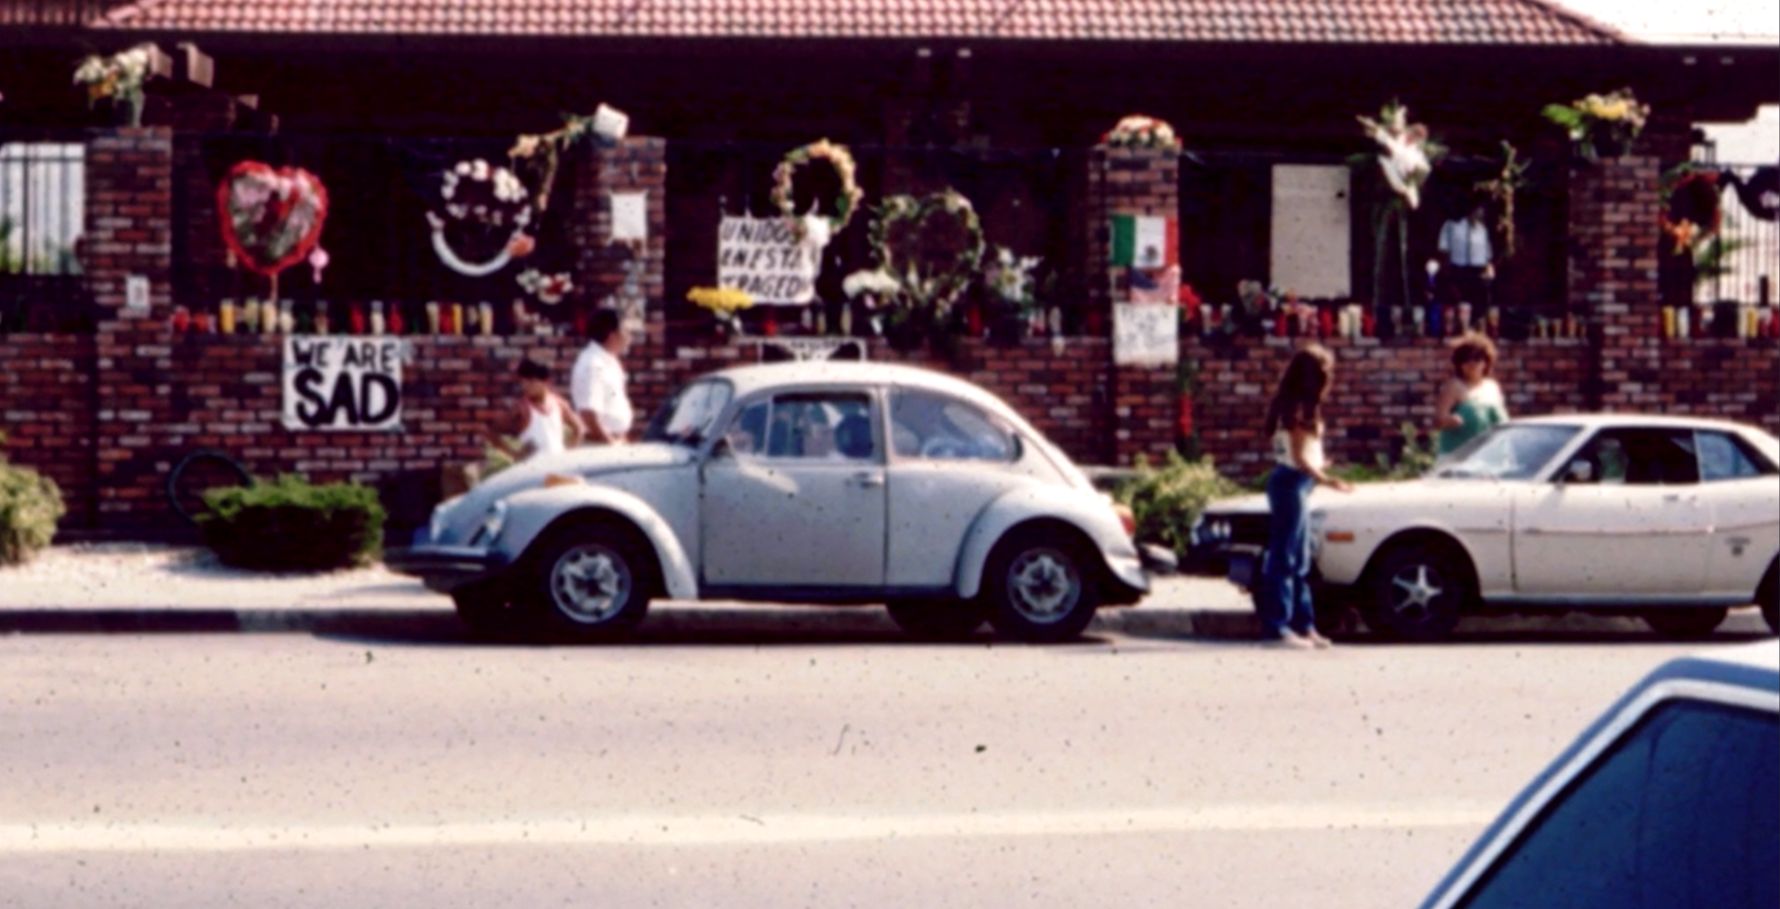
717, 216, 817, 305
282, 336, 404, 431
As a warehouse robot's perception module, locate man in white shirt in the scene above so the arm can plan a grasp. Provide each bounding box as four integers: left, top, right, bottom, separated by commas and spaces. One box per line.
570, 308, 635, 445
1436, 203, 1494, 308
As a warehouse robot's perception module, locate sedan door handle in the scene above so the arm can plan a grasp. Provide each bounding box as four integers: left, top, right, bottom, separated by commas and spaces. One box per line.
849, 471, 886, 489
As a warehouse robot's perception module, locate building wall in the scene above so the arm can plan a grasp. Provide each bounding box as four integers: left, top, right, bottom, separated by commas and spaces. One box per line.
2, 132, 1777, 537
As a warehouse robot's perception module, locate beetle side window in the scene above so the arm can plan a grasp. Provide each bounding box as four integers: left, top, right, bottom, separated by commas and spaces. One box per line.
726, 393, 875, 462
1696, 431, 1770, 482
1458, 699, 1779, 909
889, 390, 1018, 463
1564, 429, 1700, 486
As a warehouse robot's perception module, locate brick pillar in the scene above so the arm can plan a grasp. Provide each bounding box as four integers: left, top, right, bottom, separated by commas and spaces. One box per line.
86, 127, 177, 530
565, 137, 673, 412
1567, 153, 1663, 413
1088, 144, 1179, 465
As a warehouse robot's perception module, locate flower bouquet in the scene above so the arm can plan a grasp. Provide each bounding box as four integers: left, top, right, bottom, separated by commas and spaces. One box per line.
688, 286, 755, 336
1543, 88, 1650, 162
517, 269, 574, 306
73, 44, 161, 127
1103, 115, 1182, 151
984, 246, 1044, 342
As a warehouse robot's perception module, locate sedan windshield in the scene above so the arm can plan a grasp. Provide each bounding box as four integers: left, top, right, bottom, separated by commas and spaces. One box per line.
1435, 424, 1579, 480
643, 380, 733, 446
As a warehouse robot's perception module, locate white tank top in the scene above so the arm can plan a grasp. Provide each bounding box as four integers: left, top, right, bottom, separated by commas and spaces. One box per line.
517, 396, 567, 458
1273, 429, 1326, 474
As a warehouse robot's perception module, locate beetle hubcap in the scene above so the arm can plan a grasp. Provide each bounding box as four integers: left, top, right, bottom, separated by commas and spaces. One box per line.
549, 545, 631, 624
1008, 549, 1081, 624
1389, 563, 1446, 622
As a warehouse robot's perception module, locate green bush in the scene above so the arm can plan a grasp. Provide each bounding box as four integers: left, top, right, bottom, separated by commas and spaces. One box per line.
1333, 421, 1437, 485
198, 475, 385, 572
0, 439, 66, 566
1115, 451, 1244, 554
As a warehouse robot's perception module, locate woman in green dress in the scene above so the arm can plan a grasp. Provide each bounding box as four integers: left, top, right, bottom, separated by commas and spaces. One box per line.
1434, 333, 1510, 457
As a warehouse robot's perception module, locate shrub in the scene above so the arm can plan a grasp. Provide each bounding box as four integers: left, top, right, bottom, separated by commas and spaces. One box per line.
1334, 421, 1437, 484
198, 475, 385, 572
1115, 451, 1244, 554
0, 436, 66, 566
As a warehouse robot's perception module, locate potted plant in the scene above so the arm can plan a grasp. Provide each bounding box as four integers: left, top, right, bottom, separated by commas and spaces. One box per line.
983, 246, 1044, 345
1543, 88, 1650, 163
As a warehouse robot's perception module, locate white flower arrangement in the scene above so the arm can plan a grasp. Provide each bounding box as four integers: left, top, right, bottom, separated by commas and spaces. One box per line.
987, 246, 1042, 307
517, 268, 574, 305
72, 43, 161, 126
843, 269, 901, 301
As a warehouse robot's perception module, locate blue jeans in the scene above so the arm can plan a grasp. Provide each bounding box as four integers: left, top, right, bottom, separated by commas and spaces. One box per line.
1260, 466, 1317, 638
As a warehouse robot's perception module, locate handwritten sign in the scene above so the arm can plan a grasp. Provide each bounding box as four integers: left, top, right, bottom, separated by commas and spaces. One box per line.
282, 336, 404, 431
1113, 303, 1179, 367
717, 216, 817, 305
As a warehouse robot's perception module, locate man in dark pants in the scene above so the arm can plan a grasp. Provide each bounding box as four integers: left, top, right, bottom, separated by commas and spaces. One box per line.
1437, 203, 1494, 309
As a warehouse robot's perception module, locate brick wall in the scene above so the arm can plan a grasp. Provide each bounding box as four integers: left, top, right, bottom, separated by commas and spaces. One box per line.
0, 334, 97, 526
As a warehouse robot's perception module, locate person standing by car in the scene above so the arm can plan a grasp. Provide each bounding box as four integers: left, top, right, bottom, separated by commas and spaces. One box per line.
1433, 332, 1509, 457
1261, 344, 1353, 649
571, 308, 635, 445
484, 358, 585, 462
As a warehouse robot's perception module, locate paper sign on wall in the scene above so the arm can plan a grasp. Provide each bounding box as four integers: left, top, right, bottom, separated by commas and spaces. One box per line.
717, 216, 817, 305
282, 336, 404, 432
611, 191, 648, 242
1113, 303, 1179, 367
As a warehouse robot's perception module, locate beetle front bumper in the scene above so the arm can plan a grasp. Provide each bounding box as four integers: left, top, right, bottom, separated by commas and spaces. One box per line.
384, 545, 506, 593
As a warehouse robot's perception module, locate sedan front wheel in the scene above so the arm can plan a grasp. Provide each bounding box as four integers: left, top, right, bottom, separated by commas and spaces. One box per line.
1364, 542, 1471, 642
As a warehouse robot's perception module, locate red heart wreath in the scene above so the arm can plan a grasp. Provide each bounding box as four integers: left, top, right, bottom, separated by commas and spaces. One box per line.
215, 161, 329, 277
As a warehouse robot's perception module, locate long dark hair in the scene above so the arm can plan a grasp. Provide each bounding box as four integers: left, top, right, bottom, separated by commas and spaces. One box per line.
1265, 344, 1335, 436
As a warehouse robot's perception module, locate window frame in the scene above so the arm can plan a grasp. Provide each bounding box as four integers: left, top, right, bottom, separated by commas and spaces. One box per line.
1423, 679, 1780, 909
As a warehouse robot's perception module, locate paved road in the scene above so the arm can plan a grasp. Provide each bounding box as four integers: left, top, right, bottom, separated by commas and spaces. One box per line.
1, 591, 1768, 908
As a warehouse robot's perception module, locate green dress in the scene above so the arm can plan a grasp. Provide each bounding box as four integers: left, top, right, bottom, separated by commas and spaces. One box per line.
1438, 379, 1509, 455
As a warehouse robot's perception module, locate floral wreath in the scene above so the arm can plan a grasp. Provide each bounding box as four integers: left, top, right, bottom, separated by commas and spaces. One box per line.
772, 139, 864, 240
1103, 115, 1181, 151
427, 158, 534, 277
867, 189, 985, 320
1660, 167, 1724, 256
215, 161, 329, 279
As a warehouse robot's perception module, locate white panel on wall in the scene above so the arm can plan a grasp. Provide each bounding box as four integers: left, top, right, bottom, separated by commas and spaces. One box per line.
1269, 164, 1351, 299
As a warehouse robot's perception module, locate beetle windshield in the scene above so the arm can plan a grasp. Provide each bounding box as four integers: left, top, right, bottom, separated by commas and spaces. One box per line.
1435, 424, 1579, 480
643, 380, 733, 446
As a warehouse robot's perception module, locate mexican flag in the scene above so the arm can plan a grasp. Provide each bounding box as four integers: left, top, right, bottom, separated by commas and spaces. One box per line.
1110, 215, 1178, 269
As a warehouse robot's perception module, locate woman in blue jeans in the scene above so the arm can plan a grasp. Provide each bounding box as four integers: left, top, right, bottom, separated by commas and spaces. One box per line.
1260, 344, 1353, 649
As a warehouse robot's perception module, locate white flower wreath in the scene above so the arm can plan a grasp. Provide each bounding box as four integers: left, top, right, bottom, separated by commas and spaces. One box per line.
429, 158, 534, 276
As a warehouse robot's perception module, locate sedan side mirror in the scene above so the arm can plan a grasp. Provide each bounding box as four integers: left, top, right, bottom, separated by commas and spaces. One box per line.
1560, 459, 1594, 485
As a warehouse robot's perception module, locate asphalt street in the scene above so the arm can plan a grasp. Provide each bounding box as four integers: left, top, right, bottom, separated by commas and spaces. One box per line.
2, 581, 1769, 909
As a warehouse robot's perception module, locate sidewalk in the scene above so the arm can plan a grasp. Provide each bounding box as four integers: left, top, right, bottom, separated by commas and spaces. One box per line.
2, 543, 1752, 640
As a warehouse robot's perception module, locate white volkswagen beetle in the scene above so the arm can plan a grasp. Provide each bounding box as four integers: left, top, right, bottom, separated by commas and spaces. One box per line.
388, 362, 1164, 641
1192, 415, 1780, 640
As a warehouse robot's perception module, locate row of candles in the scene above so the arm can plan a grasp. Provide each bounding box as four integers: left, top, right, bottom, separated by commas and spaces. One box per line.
167, 298, 566, 337
1187, 301, 1590, 341
1660, 304, 1780, 340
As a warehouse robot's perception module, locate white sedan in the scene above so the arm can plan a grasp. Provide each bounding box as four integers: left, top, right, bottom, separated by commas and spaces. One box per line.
1193, 415, 1780, 640
389, 362, 1167, 642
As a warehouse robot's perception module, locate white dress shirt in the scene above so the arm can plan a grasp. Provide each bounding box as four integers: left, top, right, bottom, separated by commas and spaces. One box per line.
1439, 219, 1493, 268
570, 342, 633, 442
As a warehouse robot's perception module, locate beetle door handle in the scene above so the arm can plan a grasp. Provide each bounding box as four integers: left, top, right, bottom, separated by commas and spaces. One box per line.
849, 471, 885, 489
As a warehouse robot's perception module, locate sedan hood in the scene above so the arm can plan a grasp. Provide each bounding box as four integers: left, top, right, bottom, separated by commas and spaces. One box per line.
1205, 479, 1516, 518
435, 443, 695, 542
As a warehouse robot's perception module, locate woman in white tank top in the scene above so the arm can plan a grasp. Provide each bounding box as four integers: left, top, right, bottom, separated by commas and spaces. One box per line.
485, 359, 586, 461
1258, 344, 1353, 650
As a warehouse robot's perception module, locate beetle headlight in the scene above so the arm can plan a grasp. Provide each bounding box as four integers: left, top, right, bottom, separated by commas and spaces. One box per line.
477, 501, 508, 545
427, 495, 462, 544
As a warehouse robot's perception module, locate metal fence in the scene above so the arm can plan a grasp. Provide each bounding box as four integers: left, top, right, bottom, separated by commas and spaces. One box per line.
0, 133, 92, 333
1697, 163, 1779, 307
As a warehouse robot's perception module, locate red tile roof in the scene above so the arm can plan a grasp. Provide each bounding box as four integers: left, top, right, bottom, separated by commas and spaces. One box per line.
93, 0, 1630, 45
